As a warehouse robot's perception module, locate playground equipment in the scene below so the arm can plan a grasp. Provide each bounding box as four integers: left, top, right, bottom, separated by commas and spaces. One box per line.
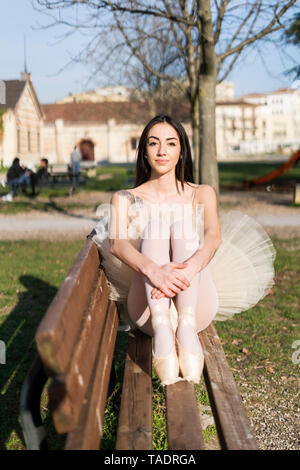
243, 149, 300, 189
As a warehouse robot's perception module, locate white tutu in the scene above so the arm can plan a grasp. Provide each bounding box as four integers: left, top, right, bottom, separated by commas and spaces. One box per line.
92, 209, 276, 325
210, 210, 276, 321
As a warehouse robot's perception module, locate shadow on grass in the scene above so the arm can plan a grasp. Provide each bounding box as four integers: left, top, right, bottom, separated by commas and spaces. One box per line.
0, 275, 58, 450
100, 330, 129, 450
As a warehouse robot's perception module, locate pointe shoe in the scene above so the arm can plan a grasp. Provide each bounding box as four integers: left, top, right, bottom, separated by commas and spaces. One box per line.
176, 339, 204, 384
176, 307, 204, 384
152, 346, 181, 386
151, 305, 181, 386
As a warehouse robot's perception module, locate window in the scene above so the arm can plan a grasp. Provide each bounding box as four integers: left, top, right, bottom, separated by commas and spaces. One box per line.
28, 130, 31, 152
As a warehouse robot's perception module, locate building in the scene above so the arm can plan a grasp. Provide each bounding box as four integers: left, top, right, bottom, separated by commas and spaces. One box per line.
216, 99, 260, 158
1, 74, 299, 166
57, 85, 132, 104
42, 100, 192, 164
0, 73, 44, 167
241, 88, 300, 153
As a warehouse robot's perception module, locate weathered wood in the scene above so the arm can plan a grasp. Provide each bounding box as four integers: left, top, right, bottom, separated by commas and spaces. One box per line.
48, 269, 109, 433
166, 381, 206, 450
36, 239, 100, 375
116, 330, 152, 450
64, 301, 119, 450
198, 323, 258, 450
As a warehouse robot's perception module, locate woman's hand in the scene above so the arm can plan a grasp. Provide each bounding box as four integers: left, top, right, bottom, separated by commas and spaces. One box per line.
151, 251, 208, 299
144, 261, 191, 298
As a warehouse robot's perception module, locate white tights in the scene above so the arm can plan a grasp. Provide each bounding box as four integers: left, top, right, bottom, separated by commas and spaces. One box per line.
127, 219, 219, 357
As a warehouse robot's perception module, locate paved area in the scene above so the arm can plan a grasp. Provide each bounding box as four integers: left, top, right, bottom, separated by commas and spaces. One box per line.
0, 189, 299, 240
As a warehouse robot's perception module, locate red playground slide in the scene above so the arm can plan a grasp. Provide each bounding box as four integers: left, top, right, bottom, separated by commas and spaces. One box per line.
243, 149, 300, 189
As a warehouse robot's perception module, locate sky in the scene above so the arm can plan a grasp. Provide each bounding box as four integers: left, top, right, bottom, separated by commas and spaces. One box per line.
0, 0, 299, 104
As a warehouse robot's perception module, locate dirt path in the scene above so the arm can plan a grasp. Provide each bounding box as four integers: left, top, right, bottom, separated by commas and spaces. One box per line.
0, 189, 299, 240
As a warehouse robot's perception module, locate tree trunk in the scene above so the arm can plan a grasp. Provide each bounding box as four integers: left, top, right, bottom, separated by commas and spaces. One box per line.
191, 99, 200, 184
148, 94, 156, 117
197, 0, 219, 199
198, 73, 219, 198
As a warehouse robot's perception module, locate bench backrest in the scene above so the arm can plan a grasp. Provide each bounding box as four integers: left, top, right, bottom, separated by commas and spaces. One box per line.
35, 239, 118, 440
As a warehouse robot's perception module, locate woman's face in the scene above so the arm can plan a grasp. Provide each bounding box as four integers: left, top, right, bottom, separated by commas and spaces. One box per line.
145, 123, 181, 177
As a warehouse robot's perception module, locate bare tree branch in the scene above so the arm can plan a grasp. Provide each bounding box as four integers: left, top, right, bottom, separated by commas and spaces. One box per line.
218, 0, 297, 62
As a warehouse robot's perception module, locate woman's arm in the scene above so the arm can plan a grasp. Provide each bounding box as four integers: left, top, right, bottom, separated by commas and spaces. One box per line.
188, 184, 222, 272
109, 191, 152, 274
109, 191, 190, 297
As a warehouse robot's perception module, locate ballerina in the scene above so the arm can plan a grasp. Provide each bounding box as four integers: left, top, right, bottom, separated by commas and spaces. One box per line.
93, 114, 276, 386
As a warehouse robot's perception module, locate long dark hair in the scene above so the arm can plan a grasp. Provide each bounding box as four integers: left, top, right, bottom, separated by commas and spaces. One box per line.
134, 114, 194, 190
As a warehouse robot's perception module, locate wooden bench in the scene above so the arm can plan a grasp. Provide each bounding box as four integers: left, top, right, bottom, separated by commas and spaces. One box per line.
47, 164, 87, 188
20, 237, 258, 450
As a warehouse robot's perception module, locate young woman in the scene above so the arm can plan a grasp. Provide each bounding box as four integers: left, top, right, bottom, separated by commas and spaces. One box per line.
93, 115, 276, 386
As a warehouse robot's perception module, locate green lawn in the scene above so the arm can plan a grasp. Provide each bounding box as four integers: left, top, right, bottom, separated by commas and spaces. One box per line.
0, 237, 298, 450
218, 161, 300, 187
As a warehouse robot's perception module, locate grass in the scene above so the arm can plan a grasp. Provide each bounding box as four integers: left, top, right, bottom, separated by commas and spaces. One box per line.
216, 237, 300, 379
0, 161, 299, 215
0, 164, 134, 215
0, 240, 83, 450
218, 161, 300, 187
0, 237, 299, 450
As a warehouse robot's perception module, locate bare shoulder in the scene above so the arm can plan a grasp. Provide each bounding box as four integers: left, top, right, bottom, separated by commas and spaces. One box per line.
191, 183, 217, 199
110, 189, 135, 205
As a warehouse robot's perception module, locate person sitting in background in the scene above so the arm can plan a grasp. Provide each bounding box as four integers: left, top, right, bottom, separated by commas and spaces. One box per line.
30, 158, 49, 195
1, 157, 31, 199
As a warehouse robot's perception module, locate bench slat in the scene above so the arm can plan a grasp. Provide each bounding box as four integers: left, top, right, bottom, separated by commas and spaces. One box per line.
65, 301, 119, 450
36, 239, 100, 375
116, 330, 152, 450
48, 269, 109, 433
199, 323, 258, 450
166, 381, 206, 450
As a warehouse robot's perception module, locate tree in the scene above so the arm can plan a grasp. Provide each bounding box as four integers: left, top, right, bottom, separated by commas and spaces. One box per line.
34, 0, 297, 195
284, 12, 300, 79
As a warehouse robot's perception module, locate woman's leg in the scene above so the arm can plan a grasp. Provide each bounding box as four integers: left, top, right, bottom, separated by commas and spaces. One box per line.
127, 219, 174, 357
170, 220, 202, 355
170, 220, 219, 345
195, 265, 219, 333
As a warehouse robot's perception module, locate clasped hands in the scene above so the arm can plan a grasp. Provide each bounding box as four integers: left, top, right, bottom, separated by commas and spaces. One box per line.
145, 254, 204, 300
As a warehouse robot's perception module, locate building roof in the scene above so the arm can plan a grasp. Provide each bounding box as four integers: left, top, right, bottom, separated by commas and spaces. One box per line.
0, 78, 43, 119
0, 80, 26, 110
216, 100, 258, 107
42, 100, 191, 124
269, 88, 295, 94
241, 88, 296, 99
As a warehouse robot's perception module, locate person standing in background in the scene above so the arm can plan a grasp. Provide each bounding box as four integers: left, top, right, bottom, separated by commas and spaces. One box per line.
69, 145, 82, 193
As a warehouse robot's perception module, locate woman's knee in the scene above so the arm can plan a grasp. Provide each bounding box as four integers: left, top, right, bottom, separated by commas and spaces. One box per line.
170, 220, 200, 254
142, 218, 170, 240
